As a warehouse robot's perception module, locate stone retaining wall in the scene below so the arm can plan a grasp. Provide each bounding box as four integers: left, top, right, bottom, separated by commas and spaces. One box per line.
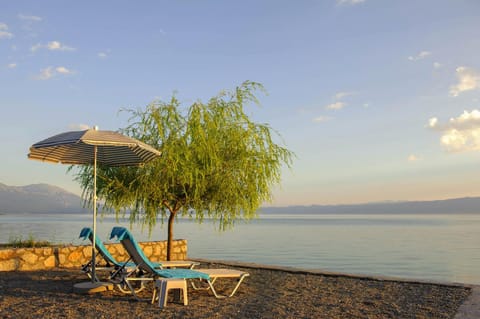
0, 239, 187, 271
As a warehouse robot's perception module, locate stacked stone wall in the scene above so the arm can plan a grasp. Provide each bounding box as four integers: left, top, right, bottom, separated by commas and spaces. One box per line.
0, 239, 187, 271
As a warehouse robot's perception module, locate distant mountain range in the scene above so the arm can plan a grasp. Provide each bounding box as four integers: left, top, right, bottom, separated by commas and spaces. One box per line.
261, 197, 480, 215
1, 182, 480, 215
0, 183, 88, 214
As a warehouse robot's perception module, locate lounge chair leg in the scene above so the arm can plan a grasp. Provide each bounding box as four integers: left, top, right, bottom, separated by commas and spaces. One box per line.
151, 286, 157, 304
204, 274, 248, 299
228, 274, 247, 297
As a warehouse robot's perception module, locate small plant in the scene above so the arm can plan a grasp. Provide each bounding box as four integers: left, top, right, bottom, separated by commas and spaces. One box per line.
3, 234, 52, 248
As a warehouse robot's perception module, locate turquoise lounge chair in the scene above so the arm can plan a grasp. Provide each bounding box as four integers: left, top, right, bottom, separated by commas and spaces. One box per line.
109, 226, 209, 300
79, 227, 136, 281
80, 227, 199, 293
110, 227, 249, 300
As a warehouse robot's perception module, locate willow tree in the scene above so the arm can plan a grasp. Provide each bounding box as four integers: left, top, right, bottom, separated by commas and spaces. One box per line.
75, 81, 293, 260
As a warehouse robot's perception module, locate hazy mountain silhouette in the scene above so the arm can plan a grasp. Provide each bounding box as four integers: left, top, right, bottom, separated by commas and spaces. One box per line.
0, 183, 88, 214
261, 198, 480, 215
2, 182, 480, 215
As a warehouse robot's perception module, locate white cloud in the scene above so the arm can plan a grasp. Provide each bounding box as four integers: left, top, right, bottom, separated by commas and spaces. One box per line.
427, 117, 438, 129
433, 62, 442, 69
407, 154, 420, 162
313, 116, 333, 123
34, 66, 74, 80
440, 128, 479, 152
448, 109, 480, 130
334, 91, 354, 100
0, 23, 13, 39
55, 66, 73, 74
428, 110, 480, 152
325, 91, 355, 111
337, 0, 366, 5
408, 51, 431, 61
449, 66, 480, 97
35, 67, 55, 80
47, 41, 71, 50
325, 102, 345, 110
18, 14, 42, 22
31, 41, 75, 52
7, 63, 17, 69
98, 52, 108, 58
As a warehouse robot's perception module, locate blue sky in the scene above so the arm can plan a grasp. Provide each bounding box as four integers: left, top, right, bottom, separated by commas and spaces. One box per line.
1, 0, 480, 206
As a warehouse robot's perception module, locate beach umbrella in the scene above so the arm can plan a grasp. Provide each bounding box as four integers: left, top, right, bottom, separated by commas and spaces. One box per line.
28, 126, 162, 293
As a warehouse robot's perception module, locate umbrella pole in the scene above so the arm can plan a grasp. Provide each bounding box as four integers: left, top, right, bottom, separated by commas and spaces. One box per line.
73, 144, 113, 293
91, 145, 97, 283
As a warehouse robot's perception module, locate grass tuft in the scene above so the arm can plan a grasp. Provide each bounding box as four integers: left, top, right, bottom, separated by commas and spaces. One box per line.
1, 234, 52, 248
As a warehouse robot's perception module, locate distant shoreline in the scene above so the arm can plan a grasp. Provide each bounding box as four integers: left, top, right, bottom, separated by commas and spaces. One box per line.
1, 210, 480, 216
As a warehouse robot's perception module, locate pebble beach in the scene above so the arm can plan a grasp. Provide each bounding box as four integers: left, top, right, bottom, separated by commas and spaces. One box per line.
0, 261, 472, 319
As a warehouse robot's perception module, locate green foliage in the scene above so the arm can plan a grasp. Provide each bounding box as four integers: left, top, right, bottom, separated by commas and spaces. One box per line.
74, 81, 293, 257
4, 234, 52, 248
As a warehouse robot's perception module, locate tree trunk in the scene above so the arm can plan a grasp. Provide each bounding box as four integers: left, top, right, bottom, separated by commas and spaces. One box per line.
166, 210, 177, 261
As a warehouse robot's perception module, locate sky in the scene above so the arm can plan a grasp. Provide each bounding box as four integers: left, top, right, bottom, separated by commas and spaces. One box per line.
1, 0, 480, 207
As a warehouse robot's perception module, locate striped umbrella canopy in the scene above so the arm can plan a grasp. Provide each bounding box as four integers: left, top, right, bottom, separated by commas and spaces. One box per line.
28, 127, 161, 292
28, 129, 161, 166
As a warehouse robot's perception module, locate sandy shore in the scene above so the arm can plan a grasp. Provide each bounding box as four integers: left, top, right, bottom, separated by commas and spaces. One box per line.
0, 261, 471, 319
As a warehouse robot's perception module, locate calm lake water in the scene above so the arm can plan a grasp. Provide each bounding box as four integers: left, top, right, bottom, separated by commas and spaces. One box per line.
1, 212, 479, 285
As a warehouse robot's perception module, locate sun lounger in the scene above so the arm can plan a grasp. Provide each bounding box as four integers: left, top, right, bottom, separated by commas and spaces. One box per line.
190, 268, 249, 298
110, 226, 249, 300
79, 227, 136, 281
109, 227, 209, 300
79, 227, 199, 293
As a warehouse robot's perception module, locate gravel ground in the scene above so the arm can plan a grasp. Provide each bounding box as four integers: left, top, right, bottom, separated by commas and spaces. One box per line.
0, 263, 471, 319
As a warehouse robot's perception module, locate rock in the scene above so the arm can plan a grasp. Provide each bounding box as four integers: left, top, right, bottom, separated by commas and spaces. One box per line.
21, 252, 38, 265
0, 259, 17, 271
44, 255, 56, 268
68, 251, 82, 262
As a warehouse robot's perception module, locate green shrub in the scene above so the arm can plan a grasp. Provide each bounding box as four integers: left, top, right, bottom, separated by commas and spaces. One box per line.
2, 234, 52, 248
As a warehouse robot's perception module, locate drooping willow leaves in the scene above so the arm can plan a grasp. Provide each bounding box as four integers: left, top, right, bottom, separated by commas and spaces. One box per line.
74, 81, 294, 259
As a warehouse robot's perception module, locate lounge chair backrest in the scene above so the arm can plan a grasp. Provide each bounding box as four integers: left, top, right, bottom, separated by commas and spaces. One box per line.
110, 227, 209, 280
110, 226, 158, 273
79, 227, 120, 267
